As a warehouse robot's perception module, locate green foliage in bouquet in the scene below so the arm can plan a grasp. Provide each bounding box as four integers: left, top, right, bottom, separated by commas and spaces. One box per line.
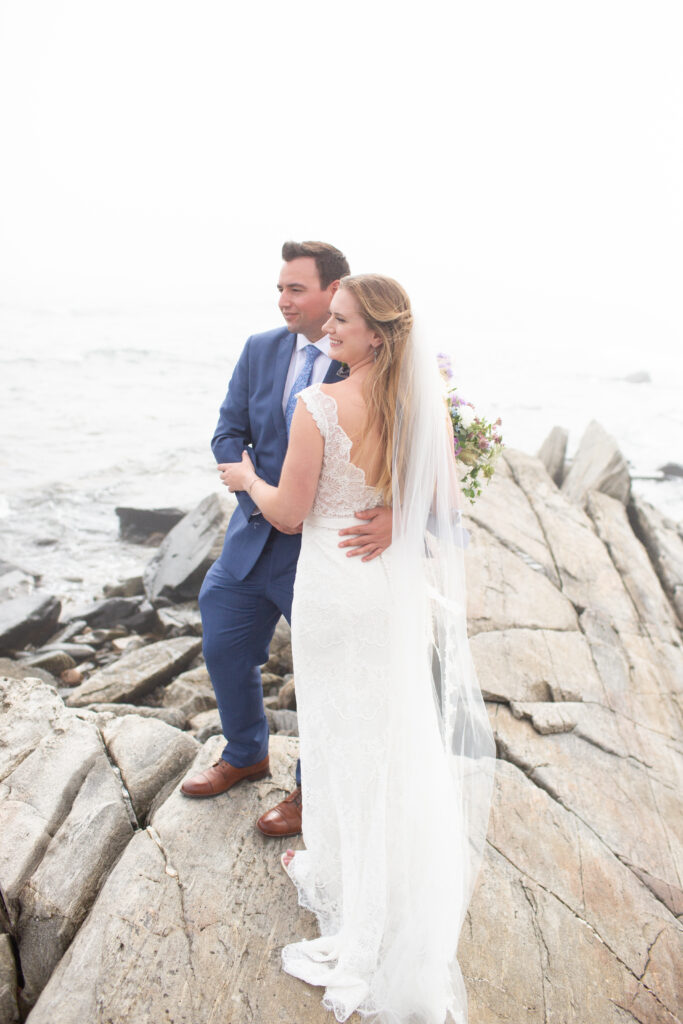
438, 353, 504, 503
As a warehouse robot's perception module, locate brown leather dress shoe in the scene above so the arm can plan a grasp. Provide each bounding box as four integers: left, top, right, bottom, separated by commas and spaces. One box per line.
256, 786, 302, 837
180, 755, 270, 798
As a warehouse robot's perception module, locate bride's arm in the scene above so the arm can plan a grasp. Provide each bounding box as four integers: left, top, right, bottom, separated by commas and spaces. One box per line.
218, 400, 324, 530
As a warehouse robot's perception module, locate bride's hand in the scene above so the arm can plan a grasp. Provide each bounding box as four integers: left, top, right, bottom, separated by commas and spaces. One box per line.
217, 451, 257, 493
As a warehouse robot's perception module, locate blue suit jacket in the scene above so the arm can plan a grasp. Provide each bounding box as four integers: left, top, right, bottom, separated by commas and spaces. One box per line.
212, 326, 344, 580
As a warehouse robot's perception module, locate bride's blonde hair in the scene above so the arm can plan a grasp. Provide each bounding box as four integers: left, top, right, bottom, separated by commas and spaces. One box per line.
338, 274, 413, 504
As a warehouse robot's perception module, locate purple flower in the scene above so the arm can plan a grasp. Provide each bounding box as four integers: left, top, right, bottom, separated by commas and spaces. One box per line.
437, 352, 454, 381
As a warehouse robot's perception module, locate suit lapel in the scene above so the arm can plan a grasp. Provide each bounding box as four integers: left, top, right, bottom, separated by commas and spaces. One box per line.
271, 332, 296, 444
324, 359, 347, 384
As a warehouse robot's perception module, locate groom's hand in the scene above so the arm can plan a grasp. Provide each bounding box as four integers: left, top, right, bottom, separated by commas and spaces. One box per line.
338, 506, 392, 562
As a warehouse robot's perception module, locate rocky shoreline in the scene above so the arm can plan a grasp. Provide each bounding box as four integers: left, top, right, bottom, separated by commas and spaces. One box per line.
0, 421, 681, 1024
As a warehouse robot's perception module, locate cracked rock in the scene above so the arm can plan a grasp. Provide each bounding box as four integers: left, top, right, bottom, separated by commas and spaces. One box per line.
0, 677, 134, 1013
27, 735, 335, 1024
537, 425, 568, 486
561, 419, 631, 505
0, 933, 20, 1024
65, 636, 202, 707
101, 714, 199, 822
142, 493, 233, 605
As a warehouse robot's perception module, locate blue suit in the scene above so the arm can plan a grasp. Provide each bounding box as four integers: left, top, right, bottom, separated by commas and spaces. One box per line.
199, 326, 343, 778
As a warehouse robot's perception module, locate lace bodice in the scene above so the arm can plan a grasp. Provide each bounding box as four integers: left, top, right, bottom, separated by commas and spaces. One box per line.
299, 383, 383, 517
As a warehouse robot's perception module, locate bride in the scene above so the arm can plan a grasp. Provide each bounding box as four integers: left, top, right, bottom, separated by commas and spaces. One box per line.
221, 274, 495, 1024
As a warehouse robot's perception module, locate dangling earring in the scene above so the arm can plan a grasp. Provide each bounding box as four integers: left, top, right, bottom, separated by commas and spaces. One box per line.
373, 346, 379, 361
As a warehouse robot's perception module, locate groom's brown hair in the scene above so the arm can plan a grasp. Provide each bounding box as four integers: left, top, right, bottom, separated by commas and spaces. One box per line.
281, 240, 350, 290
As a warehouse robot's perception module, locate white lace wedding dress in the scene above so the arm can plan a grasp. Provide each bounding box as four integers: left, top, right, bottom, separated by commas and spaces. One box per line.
282, 384, 474, 1024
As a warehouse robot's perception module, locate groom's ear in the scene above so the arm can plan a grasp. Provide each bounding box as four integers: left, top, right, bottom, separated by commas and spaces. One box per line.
328, 280, 341, 296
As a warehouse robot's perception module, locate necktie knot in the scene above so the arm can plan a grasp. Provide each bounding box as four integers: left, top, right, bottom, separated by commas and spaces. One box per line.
285, 344, 322, 432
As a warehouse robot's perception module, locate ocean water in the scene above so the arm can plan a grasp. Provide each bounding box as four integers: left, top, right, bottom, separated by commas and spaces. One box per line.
1, 304, 681, 611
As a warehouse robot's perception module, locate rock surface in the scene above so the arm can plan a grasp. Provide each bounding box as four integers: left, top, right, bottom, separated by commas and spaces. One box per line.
161, 664, 217, 719
0, 657, 57, 688
1, 438, 680, 1024
263, 617, 293, 675
65, 636, 202, 707
0, 677, 135, 1013
114, 506, 186, 544
69, 595, 159, 632
0, 932, 20, 1023
86, 702, 188, 729
0, 592, 61, 653
536, 424, 568, 486
27, 736, 323, 1024
561, 419, 631, 505
142, 493, 233, 605
100, 715, 199, 821
0, 674, 213, 1016
630, 495, 683, 624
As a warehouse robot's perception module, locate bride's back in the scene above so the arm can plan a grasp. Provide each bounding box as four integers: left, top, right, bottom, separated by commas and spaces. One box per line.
321, 380, 383, 488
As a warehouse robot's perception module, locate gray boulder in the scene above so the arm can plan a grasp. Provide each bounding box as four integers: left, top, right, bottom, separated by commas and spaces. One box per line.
85, 703, 188, 730
505, 450, 640, 633
0, 933, 20, 1023
561, 419, 631, 505
586, 490, 680, 643
22, 650, 76, 674
156, 602, 203, 637
27, 735, 323, 1024
277, 675, 296, 710
2, 444, 680, 1023
102, 575, 144, 598
265, 707, 299, 736
0, 593, 61, 653
490, 703, 682, 917
66, 636, 202, 707
188, 708, 222, 742
465, 523, 577, 635
536, 424, 568, 486
0, 676, 134, 1013
461, 760, 679, 1022
262, 616, 293, 675
470, 628, 603, 704
0, 657, 57, 688
114, 506, 186, 544
143, 493, 233, 605
100, 715, 199, 821
161, 665, 216, 719
69, 596, 158, 633
629, 495, 683, 624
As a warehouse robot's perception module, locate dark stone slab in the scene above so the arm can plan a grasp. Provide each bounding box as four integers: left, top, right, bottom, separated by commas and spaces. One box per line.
115, 507, 186, 544
0, 593, 61, 653
0, 657, 58, 687
657, 462, 683, 479
71, 597, 159, 633
143, 494, 232, 605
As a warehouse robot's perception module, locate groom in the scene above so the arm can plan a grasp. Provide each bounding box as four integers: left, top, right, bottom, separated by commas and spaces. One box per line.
181, 241, 393, 837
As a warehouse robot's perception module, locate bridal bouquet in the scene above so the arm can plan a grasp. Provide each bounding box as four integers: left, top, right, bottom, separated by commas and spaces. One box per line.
438, 353, 504, 503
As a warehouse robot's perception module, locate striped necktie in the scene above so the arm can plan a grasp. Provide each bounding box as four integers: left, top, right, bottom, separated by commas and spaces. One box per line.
285, 344, 322, 433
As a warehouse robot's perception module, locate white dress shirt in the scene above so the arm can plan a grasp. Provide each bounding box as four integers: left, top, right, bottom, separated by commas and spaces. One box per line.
281, 334, 333, 414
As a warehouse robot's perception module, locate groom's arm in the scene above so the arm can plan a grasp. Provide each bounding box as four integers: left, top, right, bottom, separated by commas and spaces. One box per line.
211, 339, 259, 521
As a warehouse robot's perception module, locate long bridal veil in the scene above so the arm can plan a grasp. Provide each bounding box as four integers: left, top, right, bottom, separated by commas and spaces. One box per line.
373, 328, 496, 1023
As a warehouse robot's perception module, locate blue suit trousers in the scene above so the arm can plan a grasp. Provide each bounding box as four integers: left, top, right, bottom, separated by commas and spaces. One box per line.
198, 529, 301, 786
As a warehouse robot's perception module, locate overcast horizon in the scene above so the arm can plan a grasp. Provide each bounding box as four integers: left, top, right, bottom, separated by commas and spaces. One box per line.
1, 0, 682, 377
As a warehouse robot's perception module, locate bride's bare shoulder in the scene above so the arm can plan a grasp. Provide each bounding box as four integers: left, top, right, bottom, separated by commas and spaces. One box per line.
319, 380, 348, 397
